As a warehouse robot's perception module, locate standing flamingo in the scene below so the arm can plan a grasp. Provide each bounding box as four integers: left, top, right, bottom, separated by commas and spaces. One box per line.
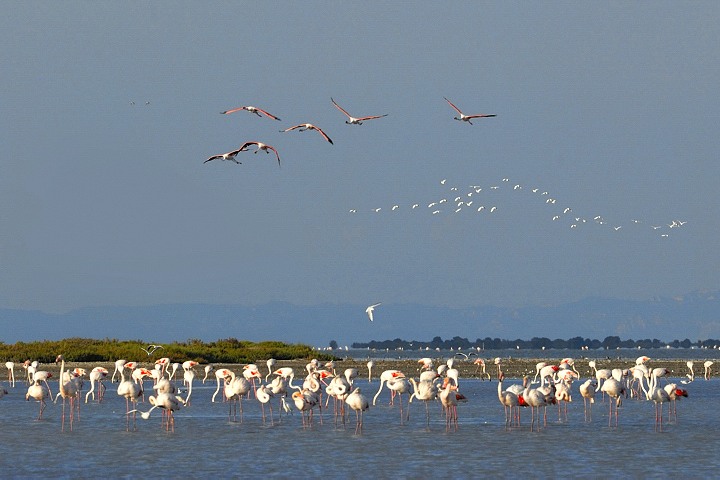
55, 355, 79, 432
497, 372, 519, 427
345, 387, 369, 434
133, 392, 185, 432
579, 378, 597, 422
5, 361, 15, 387
202, 364, 214, 384
111, 359, 126, 383
443, 97, 496, 124
366, 361, 374, 382
473, 358, 491, 380
211, 368, 234, 403
84, 367, 108, 403
439, 377, 459, 432
387, 375, 410, 424
408, 377, 438, 429
531, 362, 547, 384
26, 378, 50, 420
255, 384, 275, 425
117, 366, 150, 431
682, 361, 695, 384
331, 98, 388, 125
372, 370, 405, 406
600, 377, 626, 427
704, 361, 714, 380
224, 371, 251, 422
265, 359, 276, 381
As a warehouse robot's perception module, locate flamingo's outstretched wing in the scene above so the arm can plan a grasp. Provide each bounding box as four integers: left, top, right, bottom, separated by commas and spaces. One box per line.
331, 98, 353, 119
444, 97, 463, 115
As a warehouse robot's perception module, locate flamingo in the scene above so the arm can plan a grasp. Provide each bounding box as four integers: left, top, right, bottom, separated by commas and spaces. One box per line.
211, 368, 234, 402
522, 377, 549, 432
443, 97, 496, 124
704, 361, 714, 380
222, 371, 251, 422
473, 358, 491, 380
221, 105, 281, 121
273, 367, 301, 391
387, 375, 410, 424
365, 303, 381, 321
292, 389, 319, 427
664, 383, 688, 422
265, 359, 276, 381
579, 378, 597, 422
202, 364, 214, 384
255, 384, 275, 425
238, 141, 281, 167
111, 359, 126, 383
204, 148, 243, 164
84, 367, 108, 403
182, 365, 196, 406
345, 387, 369, 434
367, 361, 374, 382
682, 361, 694, 384
531, 362, 547, 384
497, 372, 519, 427
326, 375, 351, 426
418, 358, 433, 371
372, 370, 404, 406
600, 378, 626, 427
408, 378, 438, 428
118, 366, 150, 431
648, 374, 670, 431
280, 123, 333, 144
55, 355, 79, 432
26, 379, 50, 420
331, 98, 388, 125
133, 392, 185, 432
439, 377, 459, 432
5, 361, 15, 387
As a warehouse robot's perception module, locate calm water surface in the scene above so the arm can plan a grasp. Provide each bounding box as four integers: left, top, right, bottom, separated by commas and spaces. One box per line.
1, 364, 718, 478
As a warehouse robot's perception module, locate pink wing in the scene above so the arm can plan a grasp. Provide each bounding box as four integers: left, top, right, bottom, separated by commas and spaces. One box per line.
444, 97, 463, 115
281, 124, 304, 132
221, 106, 245, 115
356, 114, 388, 121
266, 145, 281, 167
312, 125, 334, 144
331, 98, 353, 118
254, 107, 282, 121
465, 114, 497, 119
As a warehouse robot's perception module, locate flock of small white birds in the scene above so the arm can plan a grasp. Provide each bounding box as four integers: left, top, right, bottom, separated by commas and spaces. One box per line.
350, 176, 688, 239
6, 355, 713, 433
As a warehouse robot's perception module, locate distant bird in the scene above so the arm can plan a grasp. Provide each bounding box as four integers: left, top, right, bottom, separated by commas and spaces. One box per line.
444, 97, 496, 125
140, 344, 163, 356
204, 149, 242, 164
365, 303, 381, 321
280, 123, 333, 144
221, 105, 281, 121
331, 98, 388, 125
238, 141, 281, 167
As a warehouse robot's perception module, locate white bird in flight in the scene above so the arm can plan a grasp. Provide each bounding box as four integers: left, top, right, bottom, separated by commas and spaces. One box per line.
238, 141, 281, 167
331, 98, 388, 125
444, 97, 496, 124
204, 148, 243, 164
280, 123, 333, 144
220, 105, 282, 121
365, 303, 382, 321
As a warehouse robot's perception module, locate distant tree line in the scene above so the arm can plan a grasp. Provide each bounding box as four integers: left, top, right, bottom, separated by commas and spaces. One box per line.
351, 336, 720, 350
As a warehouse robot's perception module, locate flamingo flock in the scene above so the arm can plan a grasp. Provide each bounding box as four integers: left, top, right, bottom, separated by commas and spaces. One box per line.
5, 354, 712, 434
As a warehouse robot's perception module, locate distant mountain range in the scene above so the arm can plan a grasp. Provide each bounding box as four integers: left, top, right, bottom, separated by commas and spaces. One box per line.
2, 289, 719, 346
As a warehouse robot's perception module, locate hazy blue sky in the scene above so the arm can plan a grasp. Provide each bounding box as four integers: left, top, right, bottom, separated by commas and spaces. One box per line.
2, 3, 719, 332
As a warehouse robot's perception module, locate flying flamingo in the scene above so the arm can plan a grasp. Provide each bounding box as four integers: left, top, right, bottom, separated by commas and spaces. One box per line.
345, 387, 369, 434
238, 141, 281, 167
443, 97, 496, 124
221, 105, 281, 121
204, 148, 243, 164
331, 98, 388, 125
6, 361, 15, 387
365, 303, 381, 321
280, 123, 333, 144
55, 355, 79, 432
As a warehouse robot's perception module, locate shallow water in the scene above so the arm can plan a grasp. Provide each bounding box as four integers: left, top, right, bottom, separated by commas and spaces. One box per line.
2, 374, 718, 479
